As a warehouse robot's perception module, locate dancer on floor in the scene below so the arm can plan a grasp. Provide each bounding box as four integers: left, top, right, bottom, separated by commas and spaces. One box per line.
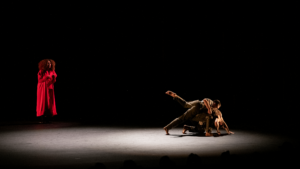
182, 109, 234, 135
164, 91, 221, 136
36, 59, 57, 123
213, 109, 234, 135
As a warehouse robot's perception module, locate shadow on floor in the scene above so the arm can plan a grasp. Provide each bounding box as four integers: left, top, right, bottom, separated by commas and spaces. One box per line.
170, 132, 230, 137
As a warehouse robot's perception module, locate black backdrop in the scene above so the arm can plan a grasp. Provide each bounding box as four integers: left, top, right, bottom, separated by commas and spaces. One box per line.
2, 2, 297, 129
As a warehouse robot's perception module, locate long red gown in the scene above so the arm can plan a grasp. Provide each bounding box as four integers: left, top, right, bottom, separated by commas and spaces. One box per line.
36, 69, 57, 117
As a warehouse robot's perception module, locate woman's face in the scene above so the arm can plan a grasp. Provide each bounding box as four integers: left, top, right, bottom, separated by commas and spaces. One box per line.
47, 60, 51, 69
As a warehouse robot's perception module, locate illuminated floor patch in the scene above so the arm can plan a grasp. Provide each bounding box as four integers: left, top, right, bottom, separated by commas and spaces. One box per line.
0, 122, 297, 168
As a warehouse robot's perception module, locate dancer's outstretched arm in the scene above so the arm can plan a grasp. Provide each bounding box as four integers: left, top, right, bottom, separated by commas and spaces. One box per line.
223, 120, 234, 134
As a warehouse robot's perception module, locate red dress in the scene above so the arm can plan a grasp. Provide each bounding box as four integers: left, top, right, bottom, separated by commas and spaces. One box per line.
36, 70, 57, 117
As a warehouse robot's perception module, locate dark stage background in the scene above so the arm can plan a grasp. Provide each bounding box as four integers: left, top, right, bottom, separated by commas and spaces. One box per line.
2, 2, 297, 129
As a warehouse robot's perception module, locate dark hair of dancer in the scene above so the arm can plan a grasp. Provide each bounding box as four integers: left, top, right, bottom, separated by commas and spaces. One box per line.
38, 59, 56, 71
213, 99, 221, 108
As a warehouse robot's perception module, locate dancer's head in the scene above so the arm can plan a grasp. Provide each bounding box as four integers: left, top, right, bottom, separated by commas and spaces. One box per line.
38, 59, 56, 71
212, 100, 221, 109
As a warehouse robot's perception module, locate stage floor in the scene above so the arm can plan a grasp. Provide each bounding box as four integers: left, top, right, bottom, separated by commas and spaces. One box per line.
0, 121, 298, 168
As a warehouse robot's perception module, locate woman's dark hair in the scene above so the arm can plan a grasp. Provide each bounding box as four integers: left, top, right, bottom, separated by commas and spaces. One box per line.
38, 59, 56, 72
213, 99, 221, 108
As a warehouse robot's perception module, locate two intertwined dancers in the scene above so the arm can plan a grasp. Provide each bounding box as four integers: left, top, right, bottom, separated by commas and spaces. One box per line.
164, 91, 233, 136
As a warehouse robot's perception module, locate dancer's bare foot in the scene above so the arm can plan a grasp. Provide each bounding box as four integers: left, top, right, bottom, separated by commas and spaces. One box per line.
165, 91, 176, 98
182, 125, 189, 134
205, 132, 213, 136
163, 127, 169, 135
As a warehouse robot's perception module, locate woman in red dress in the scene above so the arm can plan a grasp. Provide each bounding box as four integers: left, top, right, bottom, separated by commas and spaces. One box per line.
36, 59, 57, 123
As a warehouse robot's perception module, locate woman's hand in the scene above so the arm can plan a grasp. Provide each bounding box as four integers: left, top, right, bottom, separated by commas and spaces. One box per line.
228, 131, 234, 134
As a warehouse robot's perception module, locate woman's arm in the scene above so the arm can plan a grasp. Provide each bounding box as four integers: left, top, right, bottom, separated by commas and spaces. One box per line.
222, 120, 234, 134
51, 71, 57, 83
203, 99, 212, 114
37, 71, 50, 83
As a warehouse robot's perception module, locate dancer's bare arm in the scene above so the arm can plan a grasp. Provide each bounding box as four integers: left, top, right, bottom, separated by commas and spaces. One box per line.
203, 99, 212, 114
222, 119, 234, 134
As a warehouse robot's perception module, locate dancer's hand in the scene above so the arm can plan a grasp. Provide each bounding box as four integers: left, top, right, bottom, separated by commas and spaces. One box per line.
228, 131, 234, 134
165, 91, 176, 98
